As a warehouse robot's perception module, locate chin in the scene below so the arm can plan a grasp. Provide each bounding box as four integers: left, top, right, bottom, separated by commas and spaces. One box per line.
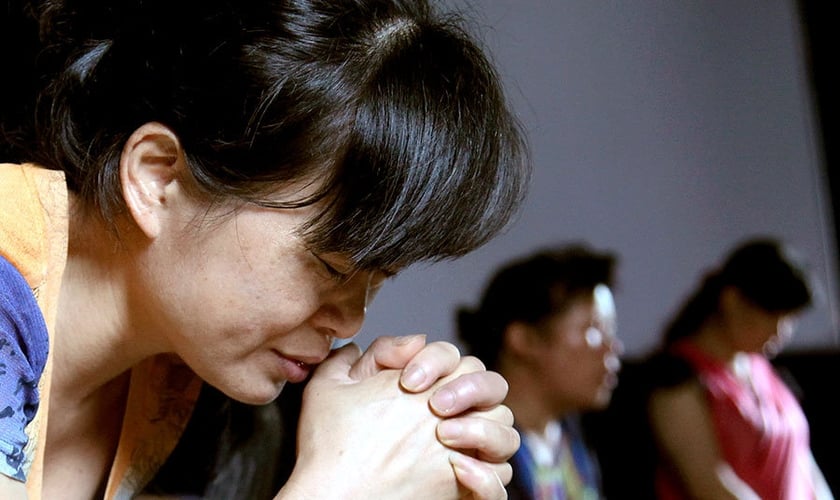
762, 341, 783, 358
221, 379, 288, 406
590, 390, 613, 410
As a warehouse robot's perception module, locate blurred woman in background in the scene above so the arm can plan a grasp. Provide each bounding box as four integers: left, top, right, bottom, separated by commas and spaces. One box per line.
648, 237, 833, 499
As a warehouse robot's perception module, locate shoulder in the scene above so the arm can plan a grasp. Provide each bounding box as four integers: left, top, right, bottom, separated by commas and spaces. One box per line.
649, 378, 704, 412
640, 349, 697, 393
0, 163, 68, 292
0, 252, 50, 378
0, 254, 50, 484
647, 379, 720, 472
0, 253, 48, 348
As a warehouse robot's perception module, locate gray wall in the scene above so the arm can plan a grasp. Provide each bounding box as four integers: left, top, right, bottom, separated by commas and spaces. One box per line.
355, 0, 839, 358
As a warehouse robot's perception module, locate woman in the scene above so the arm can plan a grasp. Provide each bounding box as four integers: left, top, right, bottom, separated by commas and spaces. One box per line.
457, 245, 623, 499
0, 0, 529, 498
647, 238, 833, 499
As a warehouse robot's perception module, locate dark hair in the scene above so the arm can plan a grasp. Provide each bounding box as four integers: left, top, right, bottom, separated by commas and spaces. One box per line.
0, 0, 42, 159
662, 237, 814, 346
457, 244, 617, 370
1, 0, 529, 271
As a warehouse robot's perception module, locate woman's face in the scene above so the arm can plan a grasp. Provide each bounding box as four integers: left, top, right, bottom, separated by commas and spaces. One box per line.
532, 284, 621, 413
135, 193, 386, 404
761, 314, 796, 357
723, 289, 798, 356
734, 307, 797, 357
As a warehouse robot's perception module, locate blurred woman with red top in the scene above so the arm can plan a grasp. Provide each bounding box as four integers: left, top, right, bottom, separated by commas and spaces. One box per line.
648, 237, 833, 500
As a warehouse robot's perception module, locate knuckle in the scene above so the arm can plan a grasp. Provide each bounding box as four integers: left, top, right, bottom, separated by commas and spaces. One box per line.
498, 405, 515, 426
460, 355, 486, 371
431, 340, 462, 359
508, 425, 521, 450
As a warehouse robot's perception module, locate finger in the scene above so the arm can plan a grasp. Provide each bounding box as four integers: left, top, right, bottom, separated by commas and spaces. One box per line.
399, 341, 463, 392
347, 334, 427, 380
450, 452, 510, 500
429, 369, 509, 416
310, 343, 362, 383
475, 404, 516, 427
437, 410, 520, 463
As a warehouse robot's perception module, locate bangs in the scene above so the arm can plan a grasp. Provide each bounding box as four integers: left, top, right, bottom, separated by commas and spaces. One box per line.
300, 18, 528, 271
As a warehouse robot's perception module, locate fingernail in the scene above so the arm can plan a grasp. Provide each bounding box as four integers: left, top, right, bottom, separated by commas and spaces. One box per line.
437, 420, 463, 443
431, 388, 456, 413
402, 365, 426, 390
395, 334, 426, 345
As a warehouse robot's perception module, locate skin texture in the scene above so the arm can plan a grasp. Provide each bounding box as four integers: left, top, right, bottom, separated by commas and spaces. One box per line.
287, 344, 515, 499
0, 123, 519, 499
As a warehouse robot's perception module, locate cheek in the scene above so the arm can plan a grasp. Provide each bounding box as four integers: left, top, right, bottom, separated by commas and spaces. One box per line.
542, 342, 585, 380
545, 338, 611, 384
548, 330, 595, 354
171, 254, 322, 343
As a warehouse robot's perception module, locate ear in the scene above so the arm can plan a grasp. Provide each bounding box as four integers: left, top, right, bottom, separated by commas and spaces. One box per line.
120, 122, 185, 239
503, 321, 539, 358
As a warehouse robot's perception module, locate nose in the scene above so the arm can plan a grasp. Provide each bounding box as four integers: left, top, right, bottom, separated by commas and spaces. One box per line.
777, 316, 795, 339
606, 334, 623, 370
585, 326, 621, 352
310, 298, 365, 340
309, 274, 372, 340
587, 325, 622, 371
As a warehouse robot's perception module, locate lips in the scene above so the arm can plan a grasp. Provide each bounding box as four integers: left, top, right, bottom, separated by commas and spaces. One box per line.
271, 349, 327, 383
271, 351, 309, 383
603, 370, 619, 390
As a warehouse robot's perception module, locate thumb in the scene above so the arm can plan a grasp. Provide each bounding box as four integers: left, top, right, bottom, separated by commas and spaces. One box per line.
311, 343, 363, 383
348, 334, 427, 381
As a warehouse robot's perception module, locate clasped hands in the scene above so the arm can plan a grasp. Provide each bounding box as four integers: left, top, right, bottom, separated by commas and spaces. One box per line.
282, 335, 519, 499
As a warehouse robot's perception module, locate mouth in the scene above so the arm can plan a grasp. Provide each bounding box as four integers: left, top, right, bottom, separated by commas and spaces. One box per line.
602, 370, 619, 390
271, 350, 329, 383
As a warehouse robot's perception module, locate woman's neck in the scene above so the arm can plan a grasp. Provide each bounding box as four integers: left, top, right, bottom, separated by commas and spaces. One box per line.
52, 197, 160, 403
502, 363, 568, 432
688, 318, 741, 365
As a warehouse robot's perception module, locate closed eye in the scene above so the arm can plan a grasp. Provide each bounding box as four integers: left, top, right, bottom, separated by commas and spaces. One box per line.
311, 251, 353, 282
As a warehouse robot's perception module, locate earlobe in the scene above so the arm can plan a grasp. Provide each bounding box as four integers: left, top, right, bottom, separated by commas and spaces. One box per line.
120, 122, 184, 239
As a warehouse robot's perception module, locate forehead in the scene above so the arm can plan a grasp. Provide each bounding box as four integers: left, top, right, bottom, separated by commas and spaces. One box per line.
550, 284, 614, 315
561, 291, 611, 318
538, 288, 616, 347
544, 285, 616, 332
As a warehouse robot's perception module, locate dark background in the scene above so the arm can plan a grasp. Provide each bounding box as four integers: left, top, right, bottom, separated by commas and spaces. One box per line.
798, 0, 839, 287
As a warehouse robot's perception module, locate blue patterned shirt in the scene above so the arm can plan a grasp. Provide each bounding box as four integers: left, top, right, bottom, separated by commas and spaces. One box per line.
0, 254, 49, 481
